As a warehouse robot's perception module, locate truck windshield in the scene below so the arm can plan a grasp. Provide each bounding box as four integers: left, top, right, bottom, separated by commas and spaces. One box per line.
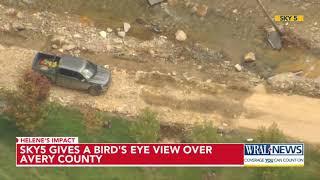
81, 62, 96, 79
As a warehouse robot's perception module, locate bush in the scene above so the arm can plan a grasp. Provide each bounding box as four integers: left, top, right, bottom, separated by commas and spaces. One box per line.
129, 108, 160, 143
256, 122, 286, 143
19, 70, 51, 102
3, 70, 51, 133
185, 121, 220, 143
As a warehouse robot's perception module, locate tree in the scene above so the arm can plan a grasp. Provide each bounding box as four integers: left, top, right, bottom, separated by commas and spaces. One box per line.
256, 122, 286, 143
129, 108, 160, 143
185, 121, 220, 143
3, 70, 51, 133
251, 123, 287, 180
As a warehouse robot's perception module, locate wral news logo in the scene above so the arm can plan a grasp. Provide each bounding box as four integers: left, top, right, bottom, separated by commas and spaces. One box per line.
245, 144, 304, 155
244, 144, 304, 167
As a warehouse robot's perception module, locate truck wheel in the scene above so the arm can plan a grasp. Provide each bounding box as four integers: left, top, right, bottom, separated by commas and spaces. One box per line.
88, 86, 101, 96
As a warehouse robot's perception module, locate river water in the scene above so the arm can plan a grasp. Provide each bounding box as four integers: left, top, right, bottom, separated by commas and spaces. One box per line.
3, 0, 320, 78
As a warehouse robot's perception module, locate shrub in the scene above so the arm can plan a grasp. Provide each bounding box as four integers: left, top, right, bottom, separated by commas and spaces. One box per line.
256, 122, 286, 143
185, 121, 220, 143
3, 70, 51, 133
19, 70, 51, 102
129, 108, 160, 143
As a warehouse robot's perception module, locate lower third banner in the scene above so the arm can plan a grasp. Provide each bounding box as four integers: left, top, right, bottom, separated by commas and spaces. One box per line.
15, 137, 304, 167
16, 143, 243, 167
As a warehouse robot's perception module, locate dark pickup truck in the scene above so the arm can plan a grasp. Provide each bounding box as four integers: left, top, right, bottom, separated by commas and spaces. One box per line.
32, 52, 111, 96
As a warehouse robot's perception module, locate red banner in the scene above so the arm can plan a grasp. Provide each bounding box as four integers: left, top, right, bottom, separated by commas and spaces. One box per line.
16, 143, 244, 167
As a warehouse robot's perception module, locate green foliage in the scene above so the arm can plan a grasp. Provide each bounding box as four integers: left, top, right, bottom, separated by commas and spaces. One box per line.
129, 108, 160, 143
0, 105, 320, 179
256, 122, 286, 143
186, 121, 220, 143
251, 123, 291, 180
3, 70, 51, 133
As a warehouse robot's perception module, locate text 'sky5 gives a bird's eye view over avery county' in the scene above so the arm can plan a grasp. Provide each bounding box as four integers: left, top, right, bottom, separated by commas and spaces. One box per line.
1, 0, 320, 179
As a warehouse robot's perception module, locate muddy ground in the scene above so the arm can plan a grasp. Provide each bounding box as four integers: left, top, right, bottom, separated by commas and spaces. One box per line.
0, 1, 320, 143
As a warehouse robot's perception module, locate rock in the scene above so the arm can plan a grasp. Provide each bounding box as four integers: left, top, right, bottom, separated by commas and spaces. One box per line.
172, 71, 177, 76
99, 31, 107, 38
147, 0, 164, 6
117, 31, 126, 38
175, 30, 187, 41
224, 61, 230, 65
232, 9, 238, 14
106, 28, 113, 33
73, 33, 82, 38
206, 79, 212, 83
74, 49, 81, 54
191, 5, 198, 13
123, 22, 131, 33
62, 44, 76, 51
51, 35, 67, 45
12, 22, 25, 31
185, 75, 195, 81
16, 11, 24, 19
196, 4, 208, 17
159, 35, 167, 40
22, 0, 33, 4
1, 23, 11, 32
149, 49, 155, 56
52, 44, 58, 49
244, 52, 256, 63
152, 25, 162, 33
167, 0, 178, 6
197, 65, 202, 70
234, 64, 242, 72
184, 1, 192, 8
246, 138, 254, 142
222, 123, 228, 127
5, 8, 16, 16
58, 48, 64, 53
104, 65, 110, 69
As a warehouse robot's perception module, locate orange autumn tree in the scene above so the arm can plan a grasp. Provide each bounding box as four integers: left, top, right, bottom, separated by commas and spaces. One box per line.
3, 70, 51, 133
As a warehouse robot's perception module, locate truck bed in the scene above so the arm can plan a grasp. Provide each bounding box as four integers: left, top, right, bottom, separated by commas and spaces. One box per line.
32, 52, 61, 72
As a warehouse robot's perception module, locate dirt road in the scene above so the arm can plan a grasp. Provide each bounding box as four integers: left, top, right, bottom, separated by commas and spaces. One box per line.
1, 45, 320, 143
239, 85, 320, 143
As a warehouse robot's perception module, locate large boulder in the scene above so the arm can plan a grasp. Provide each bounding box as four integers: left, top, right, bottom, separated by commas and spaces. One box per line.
99, 31, 107, 38
195, 4, 208, 17
244, 52, 256, 63
123, 22, 131, 33
175, 30, 187, 41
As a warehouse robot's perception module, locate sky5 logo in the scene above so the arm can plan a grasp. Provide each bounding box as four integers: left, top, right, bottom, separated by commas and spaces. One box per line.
244, 144, 304, 155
